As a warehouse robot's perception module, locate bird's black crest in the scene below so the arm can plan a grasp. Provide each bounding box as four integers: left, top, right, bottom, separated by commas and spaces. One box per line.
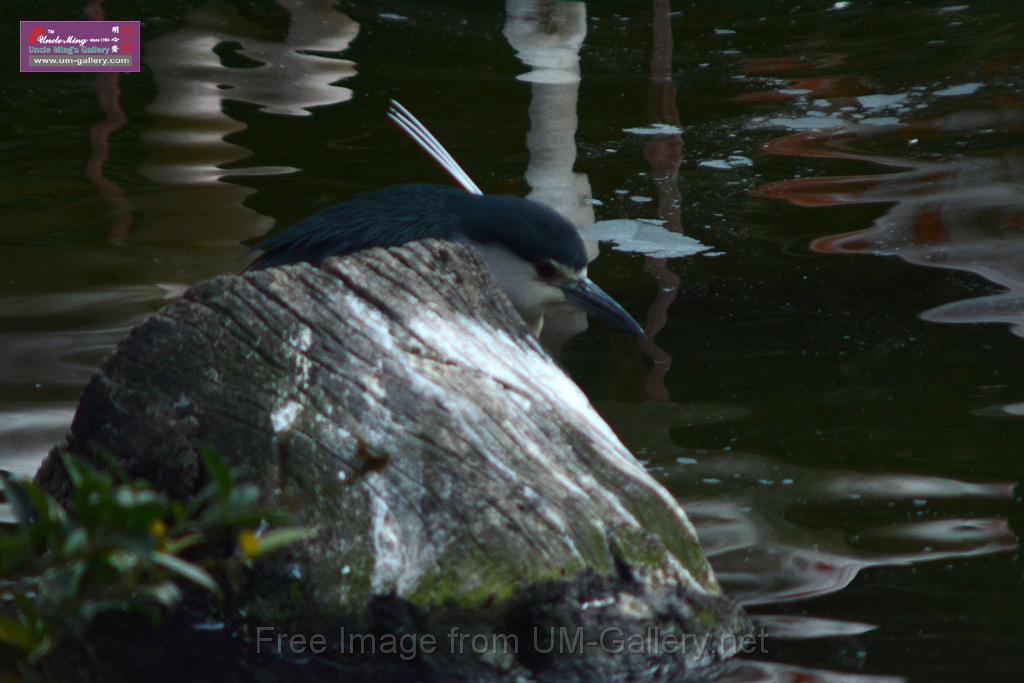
248, 184, 587, 272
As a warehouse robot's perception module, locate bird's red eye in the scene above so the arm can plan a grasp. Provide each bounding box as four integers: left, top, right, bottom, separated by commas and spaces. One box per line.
535, 261, 557, 279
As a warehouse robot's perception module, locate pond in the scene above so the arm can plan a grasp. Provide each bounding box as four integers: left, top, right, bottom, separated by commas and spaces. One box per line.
2, 0, 1023, 680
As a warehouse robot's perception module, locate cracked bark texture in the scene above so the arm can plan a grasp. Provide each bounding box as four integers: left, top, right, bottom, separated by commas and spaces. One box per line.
36, 239, 748, 682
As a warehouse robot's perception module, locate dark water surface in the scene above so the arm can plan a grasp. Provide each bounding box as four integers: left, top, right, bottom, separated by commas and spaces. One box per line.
3, 1, 1023, 680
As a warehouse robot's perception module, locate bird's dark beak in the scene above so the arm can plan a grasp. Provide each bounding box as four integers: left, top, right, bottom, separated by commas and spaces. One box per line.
558, 278, 645, 337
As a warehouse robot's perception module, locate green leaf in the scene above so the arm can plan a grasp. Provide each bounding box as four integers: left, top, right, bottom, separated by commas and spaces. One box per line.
0, 451, 308, 670
94, 449, 130, 483
183, 485, 216, 517
200, 450, 232, 502
151, 552, 219, 594
61, 527, 89, 555
246, 527, 317, 558
106, 549, 141, 574
0, 615, 38, 653
27, 633, 54, 664
59, 452, 84, 489
38, 559, 87, 603
164, 533, 205, 555
77, 599, 134, 620
138, 580, 182, 608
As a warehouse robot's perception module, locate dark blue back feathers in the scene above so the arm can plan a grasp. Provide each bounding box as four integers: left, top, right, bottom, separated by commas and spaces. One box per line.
248, 184, 587, 272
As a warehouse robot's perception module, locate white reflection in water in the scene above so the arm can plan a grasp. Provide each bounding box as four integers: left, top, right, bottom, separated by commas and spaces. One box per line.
506, 0, 596, 347
753, 615, 877, 639
138, 0, 358, 254
666, 449, 1015, 607
662, 445, 1012, 682
601, 391, 1015, 666
0, 284, 185, 477
505, 0, 595, 229
0, 407, 75, 478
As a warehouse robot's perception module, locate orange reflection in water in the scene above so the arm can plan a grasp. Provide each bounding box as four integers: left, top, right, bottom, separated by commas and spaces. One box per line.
84, 0, 132, 240
736, 54, 868, 105
753, 103, 1024, 338
635, 0, 686, 402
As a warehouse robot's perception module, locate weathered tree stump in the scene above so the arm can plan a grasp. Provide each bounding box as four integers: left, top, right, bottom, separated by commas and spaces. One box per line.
37, 239, 749, 682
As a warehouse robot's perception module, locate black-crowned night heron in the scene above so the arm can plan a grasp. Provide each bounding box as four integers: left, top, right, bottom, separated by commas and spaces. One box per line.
248, 102, 643, 338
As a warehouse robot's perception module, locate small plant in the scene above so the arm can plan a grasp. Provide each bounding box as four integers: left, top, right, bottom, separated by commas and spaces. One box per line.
0, 450, 314, 669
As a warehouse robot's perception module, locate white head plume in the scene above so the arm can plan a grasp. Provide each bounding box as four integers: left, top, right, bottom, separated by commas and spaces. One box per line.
387, 100, 484, 196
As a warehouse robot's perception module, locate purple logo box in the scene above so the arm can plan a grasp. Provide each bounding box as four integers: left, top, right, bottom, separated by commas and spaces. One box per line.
20, 20, 140, 73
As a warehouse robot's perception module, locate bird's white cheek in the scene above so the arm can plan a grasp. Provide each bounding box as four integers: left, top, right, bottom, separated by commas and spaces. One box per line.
471, 243, 563, 319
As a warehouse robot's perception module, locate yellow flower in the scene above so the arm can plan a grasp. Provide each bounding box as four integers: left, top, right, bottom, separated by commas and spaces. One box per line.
238, 529, 260, 559
148, 518, 166, 540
